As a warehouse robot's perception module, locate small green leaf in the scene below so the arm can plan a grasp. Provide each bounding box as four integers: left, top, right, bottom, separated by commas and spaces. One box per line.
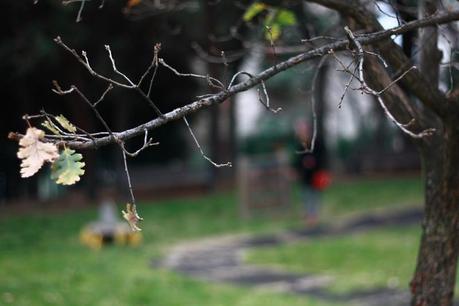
275, 9, 297, 26
243, 2, 267, 21
41, 120, 61, 135
265, 23, 281, 42
55, 115, 77, 133
51, 148, 85, 185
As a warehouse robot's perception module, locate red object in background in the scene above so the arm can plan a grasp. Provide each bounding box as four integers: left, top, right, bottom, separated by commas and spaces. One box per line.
312, 170, 331, 190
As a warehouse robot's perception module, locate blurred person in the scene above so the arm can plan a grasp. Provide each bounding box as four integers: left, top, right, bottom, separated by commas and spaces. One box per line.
292, 119, 329, 226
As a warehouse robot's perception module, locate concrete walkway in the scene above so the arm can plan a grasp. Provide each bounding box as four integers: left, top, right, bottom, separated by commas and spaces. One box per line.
156, 208, 422, 306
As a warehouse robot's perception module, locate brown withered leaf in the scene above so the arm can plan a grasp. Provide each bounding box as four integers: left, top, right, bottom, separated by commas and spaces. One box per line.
17, 127, 59, 178
122, 203, 143, 232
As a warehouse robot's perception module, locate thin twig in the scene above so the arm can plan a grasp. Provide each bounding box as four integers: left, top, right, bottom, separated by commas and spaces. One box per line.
376, 66, 416, 95
364, 50, 388, 68
52, 81, 116, 141
54, 36, 135, 89
229, 71, 280, 113
339, 66, 358, 109
58, 38, 164, 117
104, 45, 135, 85
158, 58, 225, 90
121, 129, 159, 157
138, 43, 161, 90
183, 116, 231, 168
298, 56, 328, 153
94, 83, 113, 106
257, 80, 282, 113
343, 26, 434, 139
121, 147, 136, 205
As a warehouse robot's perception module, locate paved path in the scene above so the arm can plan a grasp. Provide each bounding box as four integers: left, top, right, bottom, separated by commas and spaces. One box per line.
156, 208, 422, 306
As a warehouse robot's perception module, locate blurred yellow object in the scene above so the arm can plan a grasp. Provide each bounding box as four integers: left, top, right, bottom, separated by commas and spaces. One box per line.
114, 228, 127, 245
79, 224, 142, 249
79, 228, 102, 250
79, 200, 142, 249
128, 232, 142, 246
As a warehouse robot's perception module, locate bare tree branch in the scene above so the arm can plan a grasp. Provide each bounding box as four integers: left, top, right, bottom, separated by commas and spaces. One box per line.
342, 26, 434, 138
10, 10, 459, 149
308, 0, 453, 117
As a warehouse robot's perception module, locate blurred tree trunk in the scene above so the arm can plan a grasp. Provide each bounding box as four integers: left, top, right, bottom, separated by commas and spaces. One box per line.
314, 60, 328, 158
202, 0, 221, 188
396, 0, 416, 57
202, 0, 244, 188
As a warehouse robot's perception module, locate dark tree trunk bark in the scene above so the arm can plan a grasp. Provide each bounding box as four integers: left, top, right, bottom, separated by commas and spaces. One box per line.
409, 1, 459, 304
411, 122, 459, 306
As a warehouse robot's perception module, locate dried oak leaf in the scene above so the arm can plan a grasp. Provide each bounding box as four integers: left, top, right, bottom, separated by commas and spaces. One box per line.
17, 127, 59, 178
122, 203, 143, 232
51, 148, 85, 185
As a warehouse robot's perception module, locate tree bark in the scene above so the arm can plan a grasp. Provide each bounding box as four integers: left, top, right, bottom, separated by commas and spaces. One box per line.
411, 121, 459, 306
408, 1, 459, 303
345, 2, 459, 302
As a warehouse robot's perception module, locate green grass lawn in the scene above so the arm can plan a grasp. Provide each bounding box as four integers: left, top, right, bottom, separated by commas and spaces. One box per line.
321, 176, 423, 218
0, 176, 423, 306
0, 193, 336, 306
245, 226, 422, 293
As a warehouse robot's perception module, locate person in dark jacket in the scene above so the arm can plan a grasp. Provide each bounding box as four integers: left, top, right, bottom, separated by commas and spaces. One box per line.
293, 119, 328, 226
